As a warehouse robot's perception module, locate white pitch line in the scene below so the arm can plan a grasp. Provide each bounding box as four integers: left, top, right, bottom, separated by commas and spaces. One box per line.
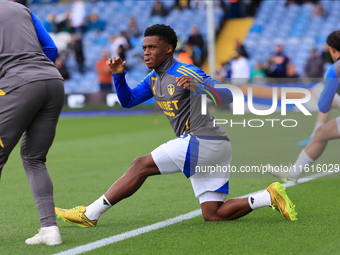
54, 209, 202, 255
54, 170, 338, 255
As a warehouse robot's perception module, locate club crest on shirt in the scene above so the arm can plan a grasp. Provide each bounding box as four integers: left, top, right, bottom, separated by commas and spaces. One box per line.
167, 84, 175, 96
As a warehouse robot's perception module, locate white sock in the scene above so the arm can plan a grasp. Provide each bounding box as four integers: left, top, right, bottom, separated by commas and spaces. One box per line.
289, 149, 314, 179
248, 190, 271, 210
311, 122, 323, 137
84, 195, 112, 221
41, 226, 58, 231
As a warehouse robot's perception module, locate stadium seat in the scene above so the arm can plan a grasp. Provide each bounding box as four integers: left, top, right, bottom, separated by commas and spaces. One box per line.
32, 0, 334, 91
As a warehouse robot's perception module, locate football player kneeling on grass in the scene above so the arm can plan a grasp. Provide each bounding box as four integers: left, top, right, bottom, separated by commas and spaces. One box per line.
55, 24, 297, 228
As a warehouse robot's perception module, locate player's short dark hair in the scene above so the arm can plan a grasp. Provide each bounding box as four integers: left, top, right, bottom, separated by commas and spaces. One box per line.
327, 30, 340, 52
144, 24, 177, 52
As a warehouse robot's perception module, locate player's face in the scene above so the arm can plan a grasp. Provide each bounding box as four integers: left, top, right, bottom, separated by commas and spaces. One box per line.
143, 36, 173, 69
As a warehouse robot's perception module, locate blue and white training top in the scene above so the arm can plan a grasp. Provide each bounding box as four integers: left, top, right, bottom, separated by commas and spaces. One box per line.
318, 59, 340, 113
112, 57, 233, 138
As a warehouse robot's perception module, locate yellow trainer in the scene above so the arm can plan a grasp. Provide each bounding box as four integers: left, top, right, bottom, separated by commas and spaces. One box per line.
55, 205, 97, 227
267, 182, 298, 221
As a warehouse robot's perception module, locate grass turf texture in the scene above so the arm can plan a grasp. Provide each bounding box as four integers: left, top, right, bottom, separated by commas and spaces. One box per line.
0, 110, 339, 255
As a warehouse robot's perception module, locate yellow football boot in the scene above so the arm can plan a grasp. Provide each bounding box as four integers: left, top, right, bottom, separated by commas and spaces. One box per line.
267, 182, 298, 221
55, 205, 97, 227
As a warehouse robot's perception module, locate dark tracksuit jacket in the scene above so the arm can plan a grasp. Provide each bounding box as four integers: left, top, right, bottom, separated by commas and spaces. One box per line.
0, 1, 64, 227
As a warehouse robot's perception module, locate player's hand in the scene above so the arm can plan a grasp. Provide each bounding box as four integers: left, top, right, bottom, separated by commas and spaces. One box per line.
106, 57, 126, 75
176, 75, 198, 92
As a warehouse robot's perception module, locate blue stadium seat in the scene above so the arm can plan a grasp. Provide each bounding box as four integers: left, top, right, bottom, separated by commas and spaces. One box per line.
34, 0, 333, 91
315, 36, 327, 44
249, 24, 262, 33
301, 37, 315, 47
286, 37, 301, 46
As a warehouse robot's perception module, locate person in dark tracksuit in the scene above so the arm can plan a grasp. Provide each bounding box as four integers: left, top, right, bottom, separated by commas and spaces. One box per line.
0, 1, 64, 245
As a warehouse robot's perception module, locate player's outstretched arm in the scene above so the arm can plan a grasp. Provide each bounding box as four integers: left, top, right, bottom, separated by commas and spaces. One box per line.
106, 58, 153, 108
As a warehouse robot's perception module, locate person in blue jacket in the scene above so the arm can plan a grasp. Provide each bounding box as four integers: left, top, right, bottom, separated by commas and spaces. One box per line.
0, 1, 64, 245
270, 30, 340, 183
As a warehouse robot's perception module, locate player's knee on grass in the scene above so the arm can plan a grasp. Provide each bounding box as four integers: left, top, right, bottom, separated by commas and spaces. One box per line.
203, 216, 213, 222
202, 211, 226, 222
202, 214, 218, 222
201, 201, 224, 222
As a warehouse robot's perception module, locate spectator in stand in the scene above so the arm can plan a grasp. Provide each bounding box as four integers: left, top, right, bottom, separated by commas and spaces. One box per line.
68, 34, 85, 73
56, 12, 72, 33
43, 14, 57, 33
173, 0, 191, 10
86, 13, 105, 33
151, 0, 169, 17
322, 44, 333, 64
189, 0, 206, 10
235, 39, 249, 58
250, 61, 266, 83
177, 43, 194, 65
265, 44, 289, 79
230, 49, 250, 85
239, 0, 252, 17
220, 0, 231, 18
286, 61, 299, 82
95, 49, 113, 92
230, 0, 241, 18
248, 0, 262, 16
70, 0, 86, 34
110, 32, 130, 58
187, 25, 204, 67
305, 49, 324, 79
312, 3, 326, 18
125, 17, 140, 40
286, 0, 304, 6
55, 56, 70, 81
216, 61, 231, 81
187, 26, 204, 54
117, 45, 126, 61
10, 0, 27, 6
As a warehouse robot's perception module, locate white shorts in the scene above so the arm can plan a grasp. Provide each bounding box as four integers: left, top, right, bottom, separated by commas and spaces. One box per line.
151, 134, 232, 204
336, 116, 340, 135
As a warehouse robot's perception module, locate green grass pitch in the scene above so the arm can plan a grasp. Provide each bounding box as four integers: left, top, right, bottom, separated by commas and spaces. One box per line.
0, 109, 339, 255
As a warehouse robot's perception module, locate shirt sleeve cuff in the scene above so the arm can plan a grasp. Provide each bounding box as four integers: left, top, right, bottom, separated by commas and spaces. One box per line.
112, 70, 127, 78
193, 83, 204, 96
